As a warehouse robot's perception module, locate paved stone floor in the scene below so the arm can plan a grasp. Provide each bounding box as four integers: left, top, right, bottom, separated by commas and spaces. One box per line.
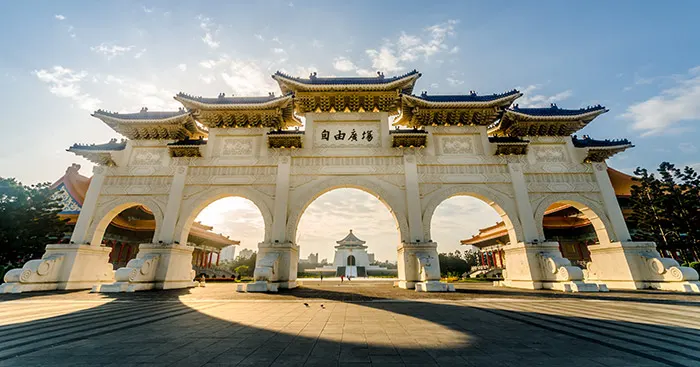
0, 281, 699, 366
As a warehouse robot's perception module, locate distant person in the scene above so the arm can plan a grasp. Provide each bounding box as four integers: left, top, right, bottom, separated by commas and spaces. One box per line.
340, 275, 344, 282
199, 274, 206, 287
320, 273, 323, 282
348, 275, 352, 282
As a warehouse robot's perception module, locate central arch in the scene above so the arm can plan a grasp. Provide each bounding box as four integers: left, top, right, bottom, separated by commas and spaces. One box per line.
421, 184, 524, 245
175, 186, 274, 245
286, 176, 410, 245
347, 255, 356, 266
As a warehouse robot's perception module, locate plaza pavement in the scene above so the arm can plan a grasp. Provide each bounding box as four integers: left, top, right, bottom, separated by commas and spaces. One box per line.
0, 281, 698, 367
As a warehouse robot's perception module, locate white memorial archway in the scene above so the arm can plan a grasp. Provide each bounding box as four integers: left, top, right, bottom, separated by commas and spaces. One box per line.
2, 70, 698, 293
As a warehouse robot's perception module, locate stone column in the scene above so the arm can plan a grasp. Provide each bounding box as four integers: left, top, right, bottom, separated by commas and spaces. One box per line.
158, 166, 188, 244
271, 155, 291, 242
70, 166, 108, 245
507, 163, 539, 242
591, 162, 631, 243
249, 154, 298, 292
403, 153, 424, 242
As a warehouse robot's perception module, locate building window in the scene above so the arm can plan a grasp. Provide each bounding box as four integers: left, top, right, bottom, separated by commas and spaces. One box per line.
347, 255, 356, 266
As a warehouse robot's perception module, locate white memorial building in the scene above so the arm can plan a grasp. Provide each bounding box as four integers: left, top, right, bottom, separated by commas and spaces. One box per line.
308, 230, 391, 277
2, 69, 699, 294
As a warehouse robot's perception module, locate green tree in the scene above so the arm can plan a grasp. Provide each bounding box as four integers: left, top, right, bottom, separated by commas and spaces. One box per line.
218, 253, 256, 277
438, 251, 469, 277
234, 265, 249, 276
631, 163, 700, 262
0, 178, 69, 268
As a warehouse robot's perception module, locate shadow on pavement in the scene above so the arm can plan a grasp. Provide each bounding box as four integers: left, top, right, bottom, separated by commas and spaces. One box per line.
0, 283, 698, 366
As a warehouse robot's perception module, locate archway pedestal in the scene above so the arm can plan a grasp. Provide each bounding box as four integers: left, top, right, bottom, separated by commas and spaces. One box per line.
96, 243, 197, 293
243, 241, 298, 292
397, 242, 453, 292
499, 242, 606, 292
0, 244, 113, 293
586, 241, 700, 293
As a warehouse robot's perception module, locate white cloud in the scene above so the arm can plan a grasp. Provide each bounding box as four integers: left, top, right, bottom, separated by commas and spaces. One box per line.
34, 66, 101, 111
178, 64, 187, 71
199, 57, 228, 69
679, 142, 698, 154
91, 43, 135, 59
366, 47, 402, 72
134, 48, 146, 59
363, 19, 459, 74
446, 77, 464, 86
142, 6, 154, 13
254, 34, 264, 41
54, 14, 66, 20
272, 48, 285, 54
311, 39, 323, 48
199, 74, 216, 84
220, 60, 279, 96
271, 37, 281, 44
333, 57, 356, 72
516, 84, 573, 108
197, 15, 220, 49
622, 66, 700, 136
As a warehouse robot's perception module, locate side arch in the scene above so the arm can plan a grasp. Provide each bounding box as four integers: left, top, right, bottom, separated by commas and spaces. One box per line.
286, 176, 410, 244
87, 196, 165, 246
174, 186, 274, 245
422, 184, 524, 245
532, 193, 615, 245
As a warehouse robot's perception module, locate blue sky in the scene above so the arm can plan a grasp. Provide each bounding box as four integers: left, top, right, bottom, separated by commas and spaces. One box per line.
1, 1, 698, 261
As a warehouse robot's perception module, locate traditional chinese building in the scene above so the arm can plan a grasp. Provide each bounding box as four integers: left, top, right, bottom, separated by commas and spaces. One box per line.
308, 230, 392, 277
51, 163, 239, 270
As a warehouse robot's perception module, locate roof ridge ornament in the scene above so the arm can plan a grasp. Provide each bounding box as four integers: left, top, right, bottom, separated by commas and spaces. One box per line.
377, 71, 384, 79
140, 107, 148, 113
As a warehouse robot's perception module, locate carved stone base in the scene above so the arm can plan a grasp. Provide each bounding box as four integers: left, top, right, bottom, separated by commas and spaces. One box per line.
501, 242, 604, 292
587, 241, 700, 293
95, 243, 196, 292
240, 281, 279, 292
0, 244, 113, 294
248, 242, 298, 292
397, 242, 445, 291
415, 281, 455, 292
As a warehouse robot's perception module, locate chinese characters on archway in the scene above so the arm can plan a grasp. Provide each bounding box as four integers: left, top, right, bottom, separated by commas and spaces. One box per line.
321, 129, 374, 142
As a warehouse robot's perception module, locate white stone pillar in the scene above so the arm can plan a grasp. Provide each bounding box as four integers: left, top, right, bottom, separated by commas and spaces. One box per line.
591, 162, 631, 242
158, 166, 188, 243
403, 154, 424, 242
507, 163, 540, 242
271, 155, 291, 242
70, 166, 108, 245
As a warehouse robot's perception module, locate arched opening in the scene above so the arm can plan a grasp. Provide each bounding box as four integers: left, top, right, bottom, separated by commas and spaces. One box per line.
429, 195, 512, 280
183, 196, 266, 279
92, 204, 157, 270
295, 188, 401, 278
536, 200, 613, 268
